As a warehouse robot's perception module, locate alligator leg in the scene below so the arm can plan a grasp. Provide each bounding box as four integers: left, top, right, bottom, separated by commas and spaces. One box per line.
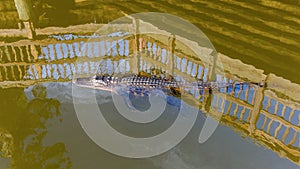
115, 88, 137, 110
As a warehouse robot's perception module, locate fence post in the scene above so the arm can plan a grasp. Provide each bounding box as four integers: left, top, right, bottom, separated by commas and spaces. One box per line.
14, 0, 36, 39
208, 51, 218, 82
130, 17, 140, 74
248, 85, 265, 135
167, 34, 175, 74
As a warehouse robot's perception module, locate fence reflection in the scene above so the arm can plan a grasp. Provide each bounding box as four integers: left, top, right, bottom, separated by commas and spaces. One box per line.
0, 33, 299, 165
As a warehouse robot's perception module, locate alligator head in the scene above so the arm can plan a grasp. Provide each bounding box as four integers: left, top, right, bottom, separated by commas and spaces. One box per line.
73, 75, 119, 93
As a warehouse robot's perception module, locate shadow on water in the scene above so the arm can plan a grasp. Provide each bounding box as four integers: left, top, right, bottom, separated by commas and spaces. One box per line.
32, 0, 77, 27
0, 85, 72, 169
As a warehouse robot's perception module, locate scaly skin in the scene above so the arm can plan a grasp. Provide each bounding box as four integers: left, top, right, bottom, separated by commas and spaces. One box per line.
73, 71, 266, 97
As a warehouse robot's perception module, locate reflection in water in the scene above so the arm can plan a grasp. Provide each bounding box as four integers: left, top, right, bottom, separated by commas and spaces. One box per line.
0, 30, 300, 168
0, 85, 71, 168
33, 0, 76, 27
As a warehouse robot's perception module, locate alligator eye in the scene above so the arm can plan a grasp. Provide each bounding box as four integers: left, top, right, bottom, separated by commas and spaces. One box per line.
95, 76, 101, 80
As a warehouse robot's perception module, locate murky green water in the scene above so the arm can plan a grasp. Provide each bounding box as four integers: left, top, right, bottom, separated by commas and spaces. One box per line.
0, 31, 299, 169
1, 1, 300, 168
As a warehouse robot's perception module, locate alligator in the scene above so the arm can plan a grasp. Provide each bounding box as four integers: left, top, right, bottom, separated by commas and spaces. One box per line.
73, 71, 266, 97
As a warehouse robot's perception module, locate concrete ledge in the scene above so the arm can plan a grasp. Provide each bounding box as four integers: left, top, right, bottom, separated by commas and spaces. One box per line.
0, 23, 104, 39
